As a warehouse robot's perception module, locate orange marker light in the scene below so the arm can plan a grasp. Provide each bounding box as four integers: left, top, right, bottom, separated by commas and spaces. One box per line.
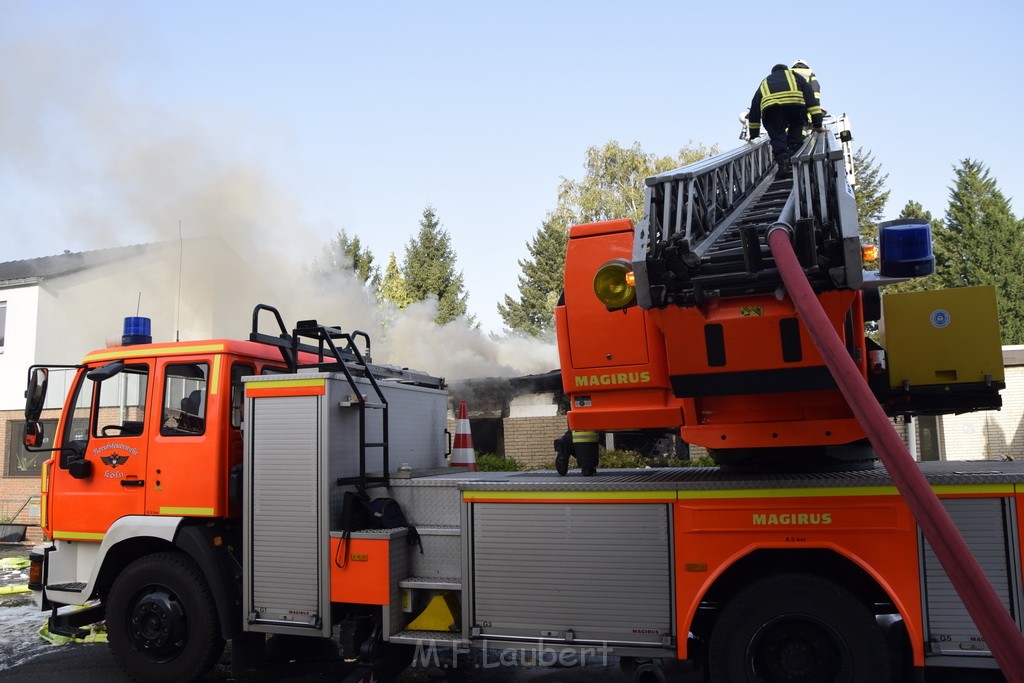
862, 245, 879, 261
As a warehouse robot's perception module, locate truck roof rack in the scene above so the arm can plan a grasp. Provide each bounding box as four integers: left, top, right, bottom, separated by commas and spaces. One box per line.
249, 304, 444, 389
250, 304, 446, 490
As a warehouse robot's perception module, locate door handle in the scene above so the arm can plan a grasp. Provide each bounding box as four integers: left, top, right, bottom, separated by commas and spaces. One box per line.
120, 479, 145, 487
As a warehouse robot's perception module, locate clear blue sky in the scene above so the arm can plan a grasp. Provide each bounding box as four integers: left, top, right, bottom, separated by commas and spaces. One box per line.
3, 0, 1021, 334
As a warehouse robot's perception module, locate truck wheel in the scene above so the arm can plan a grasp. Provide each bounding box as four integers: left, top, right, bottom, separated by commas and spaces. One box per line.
708, 573, 889, 683
106, 551, 224, 682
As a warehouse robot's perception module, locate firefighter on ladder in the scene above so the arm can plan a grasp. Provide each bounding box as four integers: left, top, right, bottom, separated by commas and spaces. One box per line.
747, 63, 824, 176
791, 59, 821, 107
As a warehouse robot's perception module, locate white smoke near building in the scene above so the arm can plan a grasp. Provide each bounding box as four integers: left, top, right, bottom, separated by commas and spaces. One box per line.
0, 8, 558, 379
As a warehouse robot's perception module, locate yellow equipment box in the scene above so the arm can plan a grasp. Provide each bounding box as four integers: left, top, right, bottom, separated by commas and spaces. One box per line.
880, 286, 1004, 390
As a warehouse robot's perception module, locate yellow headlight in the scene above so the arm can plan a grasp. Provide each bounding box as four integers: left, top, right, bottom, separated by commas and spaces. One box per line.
593, 261, 636, 309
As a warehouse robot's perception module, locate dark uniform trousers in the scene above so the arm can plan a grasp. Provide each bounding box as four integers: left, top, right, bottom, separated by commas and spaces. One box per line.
761, 104, 807, 158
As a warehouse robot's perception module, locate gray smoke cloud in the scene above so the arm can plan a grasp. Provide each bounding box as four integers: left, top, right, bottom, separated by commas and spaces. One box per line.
0, 9, 558, 378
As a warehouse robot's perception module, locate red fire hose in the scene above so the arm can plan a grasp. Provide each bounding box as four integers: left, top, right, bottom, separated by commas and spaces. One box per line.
767, 226, 1024, 677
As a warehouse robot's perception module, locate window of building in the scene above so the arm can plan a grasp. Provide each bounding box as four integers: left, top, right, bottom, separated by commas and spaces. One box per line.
916, 415, 943, 461
6, 419, 56, 477
161, 363, 208, 436
0, 300, 6, 350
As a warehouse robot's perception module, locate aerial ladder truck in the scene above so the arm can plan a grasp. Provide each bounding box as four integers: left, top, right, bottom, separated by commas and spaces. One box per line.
21, 122, 1024, 682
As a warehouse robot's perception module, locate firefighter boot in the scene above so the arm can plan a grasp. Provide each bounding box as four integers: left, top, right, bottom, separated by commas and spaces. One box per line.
572, 431, 600, 477
553, 431, 572, 477
776, 153, 792, 177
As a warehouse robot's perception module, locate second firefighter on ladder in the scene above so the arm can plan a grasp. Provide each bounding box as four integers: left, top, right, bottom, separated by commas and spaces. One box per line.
748, 63, 824, 176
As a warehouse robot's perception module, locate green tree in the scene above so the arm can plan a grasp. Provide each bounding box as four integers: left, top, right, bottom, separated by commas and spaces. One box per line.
310, 229, 378, 286
853, 148, 890, 246
403, 205, 471, 325
897, 200, 938, 225
377, 252, 411, 309
930, 159, 1024, 343
497, 216, 569, 336
553, 140, 718, 226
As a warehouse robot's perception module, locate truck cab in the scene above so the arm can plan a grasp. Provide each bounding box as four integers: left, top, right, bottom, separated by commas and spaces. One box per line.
34, 339, 290, 542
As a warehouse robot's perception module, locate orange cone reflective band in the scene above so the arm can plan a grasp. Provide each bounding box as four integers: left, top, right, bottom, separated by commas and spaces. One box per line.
451, 400, 477, 471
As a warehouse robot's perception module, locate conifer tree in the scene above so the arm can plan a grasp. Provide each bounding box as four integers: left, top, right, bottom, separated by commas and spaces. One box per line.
497, 216, 569, 336
377, 252, 411, 309
403, 205, 471, 325
930, 159, 1024, 343
310, 229, 377, 286
853, 148, 891, 246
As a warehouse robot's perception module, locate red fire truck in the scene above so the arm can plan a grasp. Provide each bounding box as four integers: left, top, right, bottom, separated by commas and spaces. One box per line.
23, 131, 1023, 682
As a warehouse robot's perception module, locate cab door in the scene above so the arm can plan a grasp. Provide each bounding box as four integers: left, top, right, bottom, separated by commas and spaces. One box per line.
146, 357, 222, 517
48, 360, 153, 541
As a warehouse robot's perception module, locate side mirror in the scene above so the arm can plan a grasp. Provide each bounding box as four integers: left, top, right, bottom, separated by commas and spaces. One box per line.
25, 367, 49, 422
87, 360, 125, 381
24, 421, 44, 449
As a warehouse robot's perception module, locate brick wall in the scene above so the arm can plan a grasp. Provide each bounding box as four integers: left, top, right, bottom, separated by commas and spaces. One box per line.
1, 409, 44, 542
502, 416, 568, 468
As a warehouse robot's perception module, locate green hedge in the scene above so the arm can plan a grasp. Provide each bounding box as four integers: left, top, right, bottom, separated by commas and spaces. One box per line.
475, 453, 525, 472
471, 450, 715, 472
596, 449, 716, 469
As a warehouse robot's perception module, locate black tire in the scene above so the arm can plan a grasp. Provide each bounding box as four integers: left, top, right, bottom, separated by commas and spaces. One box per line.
708, 573, 889, 683
106, 551, 224, 682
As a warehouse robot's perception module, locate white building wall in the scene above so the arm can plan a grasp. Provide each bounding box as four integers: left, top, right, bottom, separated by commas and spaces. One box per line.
939, 354, 1024, 461
508, 391, 559, 418
0, 285, 40, 409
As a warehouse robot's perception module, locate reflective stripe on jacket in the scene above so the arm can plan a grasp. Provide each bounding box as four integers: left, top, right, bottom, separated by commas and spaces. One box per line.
571, 430, 599, 444
748, 69, 823, 129
791, 67, 820, 97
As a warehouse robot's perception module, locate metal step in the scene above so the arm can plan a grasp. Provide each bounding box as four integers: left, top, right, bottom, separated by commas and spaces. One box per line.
417, 525, 461, 536
399, 576, 462, 591
389, 630, 463, 645
46, 582, 85, 592
691, 176, 795, 278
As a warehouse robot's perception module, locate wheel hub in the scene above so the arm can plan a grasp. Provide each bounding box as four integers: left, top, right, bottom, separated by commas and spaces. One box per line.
129, 588, 188, 659
777, 639, 814, 677
750, 616, 843, 682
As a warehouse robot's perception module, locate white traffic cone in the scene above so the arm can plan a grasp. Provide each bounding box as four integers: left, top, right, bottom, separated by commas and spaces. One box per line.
451, 400, 477, 471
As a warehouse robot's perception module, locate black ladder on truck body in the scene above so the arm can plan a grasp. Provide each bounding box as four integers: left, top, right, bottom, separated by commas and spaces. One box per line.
291, 319, 390, 489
